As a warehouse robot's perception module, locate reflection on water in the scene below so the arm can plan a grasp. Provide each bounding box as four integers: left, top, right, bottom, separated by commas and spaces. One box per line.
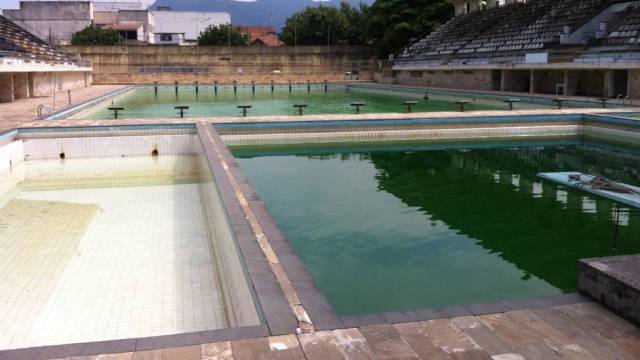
233, 138, 640, 315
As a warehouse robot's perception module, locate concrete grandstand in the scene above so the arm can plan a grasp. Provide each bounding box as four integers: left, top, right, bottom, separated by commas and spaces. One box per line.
390, 0, 640, 100
0, 15, 92, 104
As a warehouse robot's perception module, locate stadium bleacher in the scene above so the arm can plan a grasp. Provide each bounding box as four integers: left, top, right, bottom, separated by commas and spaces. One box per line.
0, 15, 72, 64
607, 2, 640, 45
397, 0, 637, 64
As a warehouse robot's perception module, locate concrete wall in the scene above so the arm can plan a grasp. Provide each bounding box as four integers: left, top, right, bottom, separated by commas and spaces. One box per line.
392, 67, 615, 98
61, 45, 378, 83
3, 1, 93, 44
565, 70, 605, 97
502, 70, 531, 92
532, 70, 565, 95
0, 71, 91, 102
94, 11, 119, 25
629, 69, 640, 100
0, 73, 14, 103
13, 73, 29, 99
396, 69, 494, 90
30, 71, 91, 97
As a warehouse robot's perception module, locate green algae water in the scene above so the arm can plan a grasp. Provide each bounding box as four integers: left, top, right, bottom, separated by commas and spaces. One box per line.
232, 138, 640, 315
72, 86, 558, 119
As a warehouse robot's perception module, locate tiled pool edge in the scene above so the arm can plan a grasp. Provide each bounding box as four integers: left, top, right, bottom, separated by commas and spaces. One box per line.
195, 123, 301, 335
199, 124, 344, 332
337, 293, 593, 328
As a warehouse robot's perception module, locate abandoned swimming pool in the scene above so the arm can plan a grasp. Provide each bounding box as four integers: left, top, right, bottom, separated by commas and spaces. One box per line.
231, 137, 640, 315
2, 109, 640, 357
61, 84, 608, 120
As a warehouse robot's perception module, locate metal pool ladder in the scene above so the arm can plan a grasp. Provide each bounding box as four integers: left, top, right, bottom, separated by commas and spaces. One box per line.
36, 104, 53, 118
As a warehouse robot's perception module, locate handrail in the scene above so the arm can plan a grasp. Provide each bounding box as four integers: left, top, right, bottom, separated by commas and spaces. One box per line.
0, 50, 91, 67
395, 47, 640, 68
36, 104, 53, 118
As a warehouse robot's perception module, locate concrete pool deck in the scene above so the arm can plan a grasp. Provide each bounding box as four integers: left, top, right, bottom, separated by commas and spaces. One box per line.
1, 91, 640, 359
52, 301, 640, 360
0, 85, 128, 133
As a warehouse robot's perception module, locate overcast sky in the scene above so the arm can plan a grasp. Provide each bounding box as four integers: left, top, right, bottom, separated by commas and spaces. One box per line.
0, 0, 156, 10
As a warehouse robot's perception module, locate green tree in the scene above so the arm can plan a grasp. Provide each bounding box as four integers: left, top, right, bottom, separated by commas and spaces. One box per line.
280, 6, 350, 46
71, 26, 121, 45
364, 0, 454, 58
197, 24, 249, 46
340, 1, 370, 45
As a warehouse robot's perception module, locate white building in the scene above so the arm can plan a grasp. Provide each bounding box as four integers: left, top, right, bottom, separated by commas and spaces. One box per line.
151, 9, 231, 45
3, 1, 231, 46
93, 2, 154, 44
3, 1, 94, 45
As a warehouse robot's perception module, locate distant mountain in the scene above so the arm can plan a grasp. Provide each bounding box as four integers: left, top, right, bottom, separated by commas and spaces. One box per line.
150, 0, 374, 31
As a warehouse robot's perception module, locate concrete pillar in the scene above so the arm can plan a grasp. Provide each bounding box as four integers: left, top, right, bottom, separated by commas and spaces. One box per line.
500, 69, 506, 92
0, 73, 15, 103
628, 69, 639, 104
604, 70, 613, 98
563, 70, 569, 96
529, 70, 535, 94
27, 72, 34, 96
13, 73, 29, 100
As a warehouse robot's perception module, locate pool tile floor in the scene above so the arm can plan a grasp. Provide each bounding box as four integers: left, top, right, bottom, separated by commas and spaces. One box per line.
0, 184, 226, 349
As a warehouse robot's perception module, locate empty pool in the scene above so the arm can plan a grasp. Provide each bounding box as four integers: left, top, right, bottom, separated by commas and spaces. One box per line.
0, 128, 261, 349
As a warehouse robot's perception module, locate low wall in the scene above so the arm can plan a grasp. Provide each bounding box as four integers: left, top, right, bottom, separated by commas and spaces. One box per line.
61, 45, 378, 84
395, 69, 494, 90
0, 71, 91, 103
30, 72, 92, 97
579, 255, 640, 327
90, 72, 356, 84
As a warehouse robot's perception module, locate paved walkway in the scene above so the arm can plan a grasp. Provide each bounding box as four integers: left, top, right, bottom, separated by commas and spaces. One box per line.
0, 85, 126, 133
6, 107, 638, 131
57, 302, 640, 360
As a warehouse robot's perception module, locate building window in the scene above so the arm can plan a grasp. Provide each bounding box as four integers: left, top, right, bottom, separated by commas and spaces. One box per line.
122, 30, 137, 40
160, 34, 173, 42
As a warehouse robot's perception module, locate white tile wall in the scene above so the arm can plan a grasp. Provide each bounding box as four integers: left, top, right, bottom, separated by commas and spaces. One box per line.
222, 125, 583, 146
0, 140, 24, 173
22, 134, 199, 160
